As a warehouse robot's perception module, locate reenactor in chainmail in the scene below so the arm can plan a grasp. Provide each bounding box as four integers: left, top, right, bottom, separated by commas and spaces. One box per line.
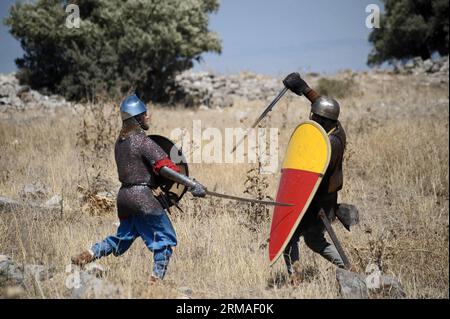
71, 94, 207, 282
282, 73, 348, 279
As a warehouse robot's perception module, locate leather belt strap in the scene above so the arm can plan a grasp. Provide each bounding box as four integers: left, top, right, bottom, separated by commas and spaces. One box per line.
121, 183, 153, 188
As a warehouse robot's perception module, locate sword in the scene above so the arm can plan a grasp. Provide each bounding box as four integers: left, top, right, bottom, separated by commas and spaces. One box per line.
231, 87, 288, 154
205, 190, 293, 207
318, 209, 352, 270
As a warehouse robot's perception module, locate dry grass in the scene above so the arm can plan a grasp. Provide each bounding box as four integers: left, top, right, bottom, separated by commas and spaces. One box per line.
0, 72, 448, 298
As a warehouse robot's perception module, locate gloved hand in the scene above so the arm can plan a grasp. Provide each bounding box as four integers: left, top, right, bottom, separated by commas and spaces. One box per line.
189, 180, 207, 198
283, 72, 310, 96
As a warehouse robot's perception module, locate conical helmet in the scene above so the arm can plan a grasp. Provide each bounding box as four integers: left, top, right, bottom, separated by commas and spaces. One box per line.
120, 94, 147, 121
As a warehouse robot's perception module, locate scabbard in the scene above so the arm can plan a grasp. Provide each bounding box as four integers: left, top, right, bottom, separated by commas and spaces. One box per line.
318, 209, 352, 270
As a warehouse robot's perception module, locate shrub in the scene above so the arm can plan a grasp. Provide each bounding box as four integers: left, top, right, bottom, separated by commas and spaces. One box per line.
5, 0, 222, 103
368, 0, 449, 65
316, 77, 355, 99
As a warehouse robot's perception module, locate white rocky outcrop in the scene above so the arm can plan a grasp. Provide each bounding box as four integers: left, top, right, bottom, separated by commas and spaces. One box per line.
0, 73, 72, 113
393, 55, 449, 77
174, 71, 283, 108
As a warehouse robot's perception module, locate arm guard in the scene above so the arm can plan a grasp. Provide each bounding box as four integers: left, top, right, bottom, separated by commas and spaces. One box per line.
153, 158, 180, 175
159, 166, 196, 188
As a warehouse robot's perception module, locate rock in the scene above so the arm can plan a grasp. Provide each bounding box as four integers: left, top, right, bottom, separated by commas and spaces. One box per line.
16, 85, 30, 95
431, 62, 442, 73
211, 95, 233, 108
45, 195, 62, 208
440, 56, 449, 73
0, 255, 25, 298
393, 62, 404, 74
0, 255, 58, 298
67, 269, 122, 299
24, 264, 55, 281
0, 194, 60, 213
20, 181, 48, 201
394, 56, 449, 79
0, 95, 25, 111
0, 72, 72, 113
336, 268, 368, 299
404, 60, 415, 71
228, 82, 239, 92
367, 273, 406, 299
412, 57, 424, 68
380, 275, 405, 298
0, 255, 24, 287
174, 71, 282, 108
0, 196, 22, 211
0, 82, 17, 98
18, 91, 33, 104
423, 59, 434, 73
84, 263, 106, 278
1, 255, 56, 285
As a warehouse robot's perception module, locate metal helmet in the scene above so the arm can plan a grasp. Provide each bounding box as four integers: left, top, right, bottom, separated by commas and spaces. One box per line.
120, 94, 147, 121
311, 96, 340, 120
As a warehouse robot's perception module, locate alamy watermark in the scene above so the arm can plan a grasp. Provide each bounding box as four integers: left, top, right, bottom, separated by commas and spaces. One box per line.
366, 4, 380, 29
365, 263, 382, 289
65, 264, 81, 289
65, 4, 80, 29
169, 120, 279, 174
66, 4, 381, 31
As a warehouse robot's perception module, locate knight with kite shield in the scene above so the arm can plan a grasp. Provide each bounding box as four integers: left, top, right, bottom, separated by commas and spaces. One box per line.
268, 73, 358, 282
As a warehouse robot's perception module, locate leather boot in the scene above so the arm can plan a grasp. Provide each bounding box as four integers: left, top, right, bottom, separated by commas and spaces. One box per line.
71, 250, 94, 267
149, 274, 162, 285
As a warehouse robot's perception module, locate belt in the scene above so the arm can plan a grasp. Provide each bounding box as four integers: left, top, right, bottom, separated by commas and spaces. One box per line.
121, 183, 154, 188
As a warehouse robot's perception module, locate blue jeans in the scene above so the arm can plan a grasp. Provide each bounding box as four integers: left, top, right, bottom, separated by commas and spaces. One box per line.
90, 210, 177, 279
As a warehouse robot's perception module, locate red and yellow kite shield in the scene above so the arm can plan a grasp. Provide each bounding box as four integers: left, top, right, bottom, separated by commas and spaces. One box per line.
269, 120, 331, 265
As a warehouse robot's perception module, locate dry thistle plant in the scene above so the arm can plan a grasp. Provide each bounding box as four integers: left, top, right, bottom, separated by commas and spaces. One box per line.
75, 99, 120, 215
242, 124, 273, 232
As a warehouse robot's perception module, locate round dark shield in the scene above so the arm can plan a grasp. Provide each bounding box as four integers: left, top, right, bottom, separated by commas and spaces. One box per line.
148, 135, 189, 208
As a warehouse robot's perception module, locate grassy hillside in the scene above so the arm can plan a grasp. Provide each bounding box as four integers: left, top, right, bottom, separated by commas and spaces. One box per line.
0, 72, 448, 298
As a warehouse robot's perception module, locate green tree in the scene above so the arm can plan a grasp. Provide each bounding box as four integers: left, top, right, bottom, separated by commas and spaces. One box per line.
368, 0, 449, 66
5, 0, 222, 102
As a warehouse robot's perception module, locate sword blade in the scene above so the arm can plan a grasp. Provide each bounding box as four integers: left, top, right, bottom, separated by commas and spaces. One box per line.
318, 209, 352, 270
231, 87, 288, 154
205, 190, 293, 207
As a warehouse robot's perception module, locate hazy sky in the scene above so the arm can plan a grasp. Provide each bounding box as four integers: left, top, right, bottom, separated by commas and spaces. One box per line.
0, 0, 384, 75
